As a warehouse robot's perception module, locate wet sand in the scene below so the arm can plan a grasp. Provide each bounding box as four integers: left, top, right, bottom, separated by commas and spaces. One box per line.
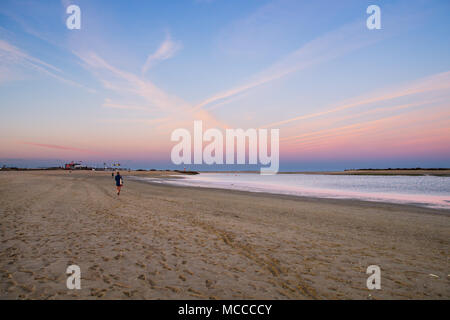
203, 169, 450, 176
0, 170, 448, 299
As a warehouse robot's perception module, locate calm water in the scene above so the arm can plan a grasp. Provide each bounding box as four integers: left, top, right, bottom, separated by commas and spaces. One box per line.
147, 173, 450, 210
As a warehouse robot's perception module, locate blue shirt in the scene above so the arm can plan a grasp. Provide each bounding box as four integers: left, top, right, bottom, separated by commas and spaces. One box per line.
115, 174, 122, 186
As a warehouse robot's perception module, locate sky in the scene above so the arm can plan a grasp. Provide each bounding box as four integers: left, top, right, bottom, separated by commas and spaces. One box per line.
0, 0, 449, 170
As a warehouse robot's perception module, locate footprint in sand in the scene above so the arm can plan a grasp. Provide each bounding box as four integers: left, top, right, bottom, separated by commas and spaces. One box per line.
137, 274, 146, 280
205, 279, 216, 289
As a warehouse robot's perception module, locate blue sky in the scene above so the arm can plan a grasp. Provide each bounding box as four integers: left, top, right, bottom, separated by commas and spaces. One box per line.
0, 0, 449, 170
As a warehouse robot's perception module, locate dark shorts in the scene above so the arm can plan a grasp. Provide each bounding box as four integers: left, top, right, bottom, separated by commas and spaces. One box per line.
116, 183, 121, 187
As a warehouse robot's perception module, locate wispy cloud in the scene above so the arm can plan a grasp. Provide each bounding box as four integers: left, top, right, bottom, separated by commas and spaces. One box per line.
21, 141, 99, 154
193, 20, 387, 111
76, 51, 188, 113
75, 50, 228, 130
0, 39, 61, 72
282, 107, 450, 156
283, 100, 447, 146
142, 33, 182, 74
0, 39, 94, 92
102, 98, 150, 111
266, 71, 450, 129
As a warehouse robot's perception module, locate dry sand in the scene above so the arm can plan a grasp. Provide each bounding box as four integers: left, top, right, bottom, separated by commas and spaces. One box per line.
0, 170, 448, 299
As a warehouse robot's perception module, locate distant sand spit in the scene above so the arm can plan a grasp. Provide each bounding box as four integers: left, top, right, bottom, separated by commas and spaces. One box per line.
0, 171, 448, 299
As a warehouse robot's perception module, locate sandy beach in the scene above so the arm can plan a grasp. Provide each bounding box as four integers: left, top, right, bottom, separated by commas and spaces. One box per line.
0, 170, 448, 299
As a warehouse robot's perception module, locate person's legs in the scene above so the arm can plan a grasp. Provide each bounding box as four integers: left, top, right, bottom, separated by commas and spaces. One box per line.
116, 186, 121, 195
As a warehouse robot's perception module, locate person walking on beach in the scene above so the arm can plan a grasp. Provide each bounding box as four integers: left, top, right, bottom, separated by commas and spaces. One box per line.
115, 171, 123, 196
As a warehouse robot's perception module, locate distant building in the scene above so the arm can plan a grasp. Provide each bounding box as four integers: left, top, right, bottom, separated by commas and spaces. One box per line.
65, 161, 81, 170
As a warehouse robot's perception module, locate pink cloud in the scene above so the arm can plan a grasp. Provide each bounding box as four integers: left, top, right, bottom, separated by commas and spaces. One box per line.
21, 141, 100, 154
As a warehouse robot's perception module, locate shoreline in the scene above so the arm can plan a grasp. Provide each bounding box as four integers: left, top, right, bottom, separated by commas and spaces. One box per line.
132, 177, 450, 216
131, 174, 450, 213
195, 170, 450, 177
